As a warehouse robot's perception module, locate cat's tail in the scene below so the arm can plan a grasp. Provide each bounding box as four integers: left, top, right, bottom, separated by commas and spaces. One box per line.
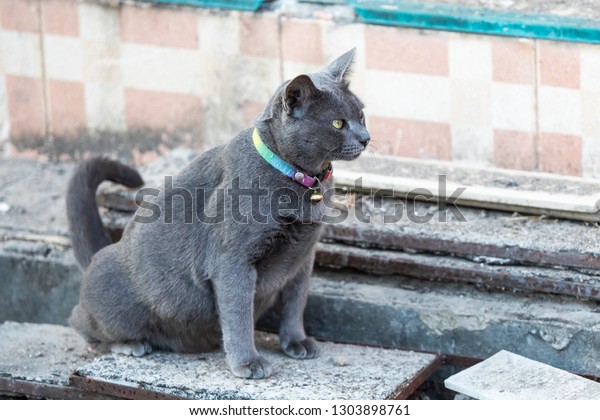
67, 158, 144, 269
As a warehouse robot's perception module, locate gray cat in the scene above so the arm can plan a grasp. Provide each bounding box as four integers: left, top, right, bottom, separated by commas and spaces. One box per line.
66, 49, 369, 379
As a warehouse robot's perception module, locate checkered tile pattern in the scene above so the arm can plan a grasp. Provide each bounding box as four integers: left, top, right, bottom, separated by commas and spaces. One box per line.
1, 0, 598, 177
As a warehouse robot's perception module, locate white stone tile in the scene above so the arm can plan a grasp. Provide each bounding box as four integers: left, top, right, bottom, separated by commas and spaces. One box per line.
451, 125, 494, 164
121, 43, 203, 95
82, 39, 122, 84
451, 79, 491, 126
78, 2, 120, 42
43, 34, 84, 81
582, 90, 600, 138
491, 82, 535, 132
445, 350, 600, 400
0, 31, 42, 77
538, 86, 582, 136
365, 70, 451, 123
581, 45, 600, 92
582, 136, 600, 179
198, 12, 240, 55
282, 61, 322, 81
0, 73, 8, 146
449, 37, 492, 82
84, 82, 126, 131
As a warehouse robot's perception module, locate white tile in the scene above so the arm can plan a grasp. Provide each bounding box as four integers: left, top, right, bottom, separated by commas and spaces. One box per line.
198, 12, 240, 55
451, 125, 493, 164
234, 56, 281, 103
82, 39, 122, 84
1, 31, 42, 77
121, 43, 203, 95
538, 86, 582, 136
84, 82, 126, 131
491, 82, 535, 132
582, 136, 600, 179
449, 38, 492, 81
0, 73, 8, 145
581, 46, 600, 92
78, 2, 120, 42
582, 90, 600, 137
44, 35, 84, 81
201, 54, 279, 104
282, 61, 322, 81
365, 70, 451, 123
451, 79, 491, 126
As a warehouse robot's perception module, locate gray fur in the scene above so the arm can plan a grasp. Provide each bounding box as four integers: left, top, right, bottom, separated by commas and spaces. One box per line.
67, 49, 369, 379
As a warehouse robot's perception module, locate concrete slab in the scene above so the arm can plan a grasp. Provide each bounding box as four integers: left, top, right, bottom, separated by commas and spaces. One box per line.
0, 321, 103, 398
0, 321, 90, 387
444, 350, 600, 400
72, 332, 439, 400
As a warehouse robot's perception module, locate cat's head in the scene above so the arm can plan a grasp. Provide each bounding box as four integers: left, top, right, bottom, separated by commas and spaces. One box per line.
259, 48, 370, 175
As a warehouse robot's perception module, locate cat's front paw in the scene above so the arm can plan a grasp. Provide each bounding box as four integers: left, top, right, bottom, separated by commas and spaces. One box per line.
229, 356, 273, 379
282, 337, 318, 359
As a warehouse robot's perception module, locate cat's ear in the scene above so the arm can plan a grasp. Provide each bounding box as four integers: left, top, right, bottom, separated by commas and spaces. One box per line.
282, 75, 319, 115
324, 48, 356, 83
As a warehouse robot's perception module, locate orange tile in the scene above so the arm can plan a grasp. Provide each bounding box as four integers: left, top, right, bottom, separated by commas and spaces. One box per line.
492, 38, 535, 84
369, 116, 451, 160
539, 132, 582, 176
125, 88, 202, 131
365, 26, 448, 76
42, 0, 79, 37
239, 14, 279, 59
243, 101, 267, 127
539, 41, 580, 89
493, 129, 537, 171
0, 0, 39, 32
120, 5, 198, 49
6, 75, 46, 137
48, 80, 86, 136
281, 19, 323, 65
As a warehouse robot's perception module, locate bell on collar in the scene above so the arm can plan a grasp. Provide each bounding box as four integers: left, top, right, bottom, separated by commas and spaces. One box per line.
310, 190, 324, 203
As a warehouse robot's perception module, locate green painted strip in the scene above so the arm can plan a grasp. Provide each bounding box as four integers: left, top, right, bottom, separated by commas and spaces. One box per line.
142, 0, 264, 11
352, 1, 600, 44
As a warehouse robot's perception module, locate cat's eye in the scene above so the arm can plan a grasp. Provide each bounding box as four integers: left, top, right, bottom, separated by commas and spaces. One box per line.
332, 119, 344, 129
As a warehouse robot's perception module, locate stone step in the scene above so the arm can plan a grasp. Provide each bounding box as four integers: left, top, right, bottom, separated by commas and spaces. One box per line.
444, 350, 600, 400
291, 271, 600, 377
315, 242, 600, 302
0, 322, 439, 400
0, 322, 104, 399
335, 154, 600, 221
1, 231, 599, 378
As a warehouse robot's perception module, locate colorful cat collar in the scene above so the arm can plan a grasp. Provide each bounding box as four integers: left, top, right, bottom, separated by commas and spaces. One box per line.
252, 128, 332, 203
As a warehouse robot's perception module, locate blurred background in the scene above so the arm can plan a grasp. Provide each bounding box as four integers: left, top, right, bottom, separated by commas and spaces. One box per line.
2, 0, 599, 177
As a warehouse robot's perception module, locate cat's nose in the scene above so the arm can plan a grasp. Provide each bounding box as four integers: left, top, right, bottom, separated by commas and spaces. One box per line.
357, 128, 370, 146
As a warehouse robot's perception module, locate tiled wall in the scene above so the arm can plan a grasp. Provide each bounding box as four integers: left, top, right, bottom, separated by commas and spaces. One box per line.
1, 0, 599, 178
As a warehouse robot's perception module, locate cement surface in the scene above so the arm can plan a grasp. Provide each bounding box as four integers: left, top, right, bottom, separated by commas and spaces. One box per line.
73, 332, 437, 400
0, 322, 90, 387
445, 350, 600, 400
